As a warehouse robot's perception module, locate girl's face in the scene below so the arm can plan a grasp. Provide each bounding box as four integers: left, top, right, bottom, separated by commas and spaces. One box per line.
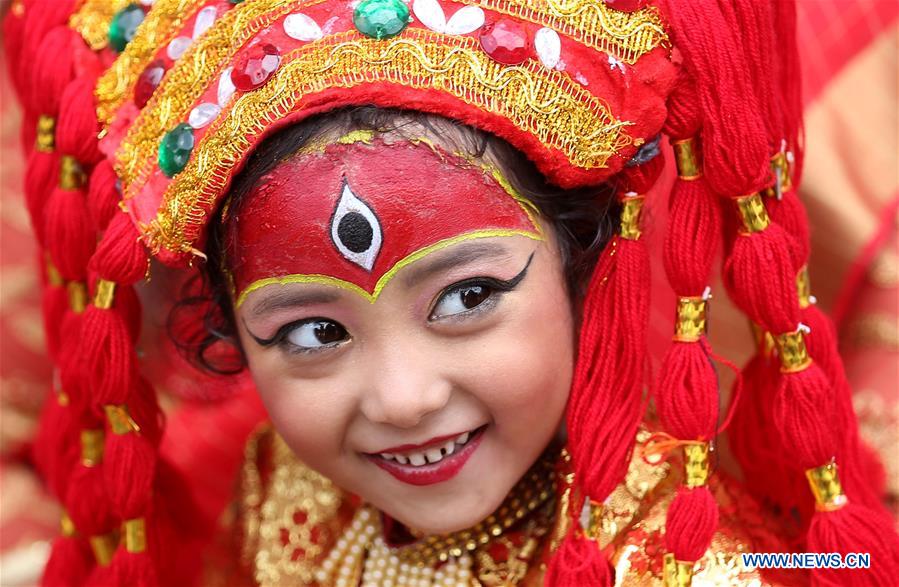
230, 139, 574, 534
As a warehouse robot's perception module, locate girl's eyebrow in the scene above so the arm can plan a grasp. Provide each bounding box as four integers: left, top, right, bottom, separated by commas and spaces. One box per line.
249, 290, 341, 318
401, 241, 514, 287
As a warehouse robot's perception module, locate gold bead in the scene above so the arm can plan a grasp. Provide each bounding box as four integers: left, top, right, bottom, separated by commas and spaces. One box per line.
734, 193, 770, 234
806, 461, 848, 512
672, 138, 701, 180
620, 195, 644, 240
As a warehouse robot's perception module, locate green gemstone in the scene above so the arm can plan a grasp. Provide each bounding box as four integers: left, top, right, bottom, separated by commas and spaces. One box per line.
158, 123, 195, 178
353, 0, 410, 40
108, 4, 145, 53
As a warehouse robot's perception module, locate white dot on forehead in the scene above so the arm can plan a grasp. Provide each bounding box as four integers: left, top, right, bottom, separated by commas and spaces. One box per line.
330, 181, 383, 272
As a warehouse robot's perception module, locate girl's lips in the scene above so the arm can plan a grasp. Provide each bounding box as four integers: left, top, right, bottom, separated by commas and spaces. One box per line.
366, 426, 486, 486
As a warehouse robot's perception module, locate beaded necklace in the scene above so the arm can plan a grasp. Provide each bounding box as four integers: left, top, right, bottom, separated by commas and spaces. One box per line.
312, 449, 559, 587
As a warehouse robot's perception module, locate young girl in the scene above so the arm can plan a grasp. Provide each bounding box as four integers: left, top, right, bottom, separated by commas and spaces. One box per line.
5, 0, 898, 585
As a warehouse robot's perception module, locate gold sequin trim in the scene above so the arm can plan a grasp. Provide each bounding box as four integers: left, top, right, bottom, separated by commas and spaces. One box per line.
684, 443, 709, 489
773, 330, 812, 373
140, 29, 631, 255
95, 0, 206, 125
734, 193, 770, 234
620, 195, 645, 240
69, 0, 132, 50
114, 0, 325, 183
463, 0, 669, 64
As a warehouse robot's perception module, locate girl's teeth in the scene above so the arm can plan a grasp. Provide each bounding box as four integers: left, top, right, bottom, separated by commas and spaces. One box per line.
380, 428, 480, 467
425, 448, 443, 464
409, 453, 426, 466
381, 453, 394, 460
455, 431, 470, 445
443, 441, 456, 456
395, 454, 409, 465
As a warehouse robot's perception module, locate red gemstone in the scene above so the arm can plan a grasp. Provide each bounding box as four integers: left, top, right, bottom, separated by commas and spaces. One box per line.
603, 0, 646, 12
134, 59, 166, 108
479, 19, 530, 65
230, 43, 282, 92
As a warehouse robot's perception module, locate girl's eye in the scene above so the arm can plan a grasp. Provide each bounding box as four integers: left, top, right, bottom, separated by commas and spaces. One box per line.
431, 284, 494, 319
285, 320, 349, 350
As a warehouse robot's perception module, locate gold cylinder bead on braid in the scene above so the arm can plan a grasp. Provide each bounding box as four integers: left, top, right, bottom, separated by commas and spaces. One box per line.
620, 194, 645, 240
123, 518, 147, 553
80, 429, 104, 467
805, 461, 848, 512
46, 260, 64, 288
773, 330, 812, 373
763, 151, 793, 198
67, 281, 88, 313
673, 297, 707, 342
89, 533, 118, 567
734, 193, 771, 234
663, 553, 695, 587
61, 511, 77, 538
672, 138, 701, 180
683, 443, 710, 489
797, 266, 812, 309
104, 404, 140, 435
93, 279, 117, 310
35, 115, 56, 153
59, 156, 88, 190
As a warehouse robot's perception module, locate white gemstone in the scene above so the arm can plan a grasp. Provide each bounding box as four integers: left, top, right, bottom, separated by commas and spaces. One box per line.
535, 27, 561, 69
217, 67, 236, 106
284, 13, 323, 41
188, 102, 221, 129
445, 5, 485, 35
413, 0, 446, 33
167, 36, 192, 60
193, 6, 217, 39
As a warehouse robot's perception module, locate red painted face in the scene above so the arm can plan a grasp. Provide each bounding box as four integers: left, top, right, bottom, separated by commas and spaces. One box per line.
227, 139, 542, 306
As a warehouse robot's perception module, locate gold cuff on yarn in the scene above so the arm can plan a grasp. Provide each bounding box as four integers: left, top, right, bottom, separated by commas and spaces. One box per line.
672, 138, 701, 181
585, 499, 604, 542
93, 279, 117, 310
80, 429, 104, 467
674, 297, 708, 342
805, 461, 848, 512
89, 533, 117, 567
750, 322, 776, 357
620, 195, 645, 240
59, 155, 87, 190
684, 443, 710, 488
663, 553, 695, 587
734, 193, 770, 234
61, 511, 76, 538
797, 266, 812, 309
67, 281, 88, 313
764, 151, 793, 199
35, 115, 56, 153
46, 261, 63, 288
104, 404, 140, 435
773, 330, 812, 373
123, 518, 147, 553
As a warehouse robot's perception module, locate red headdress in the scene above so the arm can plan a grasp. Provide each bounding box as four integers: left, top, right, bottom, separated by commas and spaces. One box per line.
4, 0, 898, 585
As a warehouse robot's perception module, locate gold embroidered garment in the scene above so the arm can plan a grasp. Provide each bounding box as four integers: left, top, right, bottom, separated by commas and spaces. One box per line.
205, 427, 793, 586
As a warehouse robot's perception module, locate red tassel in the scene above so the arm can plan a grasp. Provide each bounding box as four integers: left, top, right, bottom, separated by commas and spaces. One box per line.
41, 536, 93, 587
808, 504, 899, 586
64, 464, 115, 538
772, 365, 836, 471
24, 150, 58, 245
664, 487, 719, 561
80, 305, 135, 406
54, 79, 102, 166
656, 341, 718, 438
110, 551, 158, 587
43, 186, 96, 281
32, 392, 79, 499
27, 27, 78, 117
90, 214, 149, 285
104, 434, 158, 518
544, 533, 613, 586
41, 282, 67, 358
88, 160, 121, 232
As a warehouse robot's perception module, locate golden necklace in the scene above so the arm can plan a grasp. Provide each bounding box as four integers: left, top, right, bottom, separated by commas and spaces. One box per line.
312, 450, 558, 587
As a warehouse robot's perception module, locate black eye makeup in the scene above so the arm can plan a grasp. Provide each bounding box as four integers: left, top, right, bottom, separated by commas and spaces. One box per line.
428, 252, 534, 321
246, 317, 351, 354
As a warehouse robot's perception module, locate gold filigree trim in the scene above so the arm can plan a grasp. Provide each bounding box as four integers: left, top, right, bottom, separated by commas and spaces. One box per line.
69, 0, 132, 51
462, 0, 669, 64
140, 29, 631, 256
95, 0, 207, 125
114, 0, 329, 185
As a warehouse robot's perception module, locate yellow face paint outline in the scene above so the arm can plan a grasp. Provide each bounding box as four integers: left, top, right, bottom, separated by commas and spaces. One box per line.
235, 228, 544, 309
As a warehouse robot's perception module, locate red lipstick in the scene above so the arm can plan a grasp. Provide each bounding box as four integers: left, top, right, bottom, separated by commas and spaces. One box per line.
366, 426, 486, 486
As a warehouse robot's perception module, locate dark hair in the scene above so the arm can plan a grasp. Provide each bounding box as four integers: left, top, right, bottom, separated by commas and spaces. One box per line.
169, 106, 620, 374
